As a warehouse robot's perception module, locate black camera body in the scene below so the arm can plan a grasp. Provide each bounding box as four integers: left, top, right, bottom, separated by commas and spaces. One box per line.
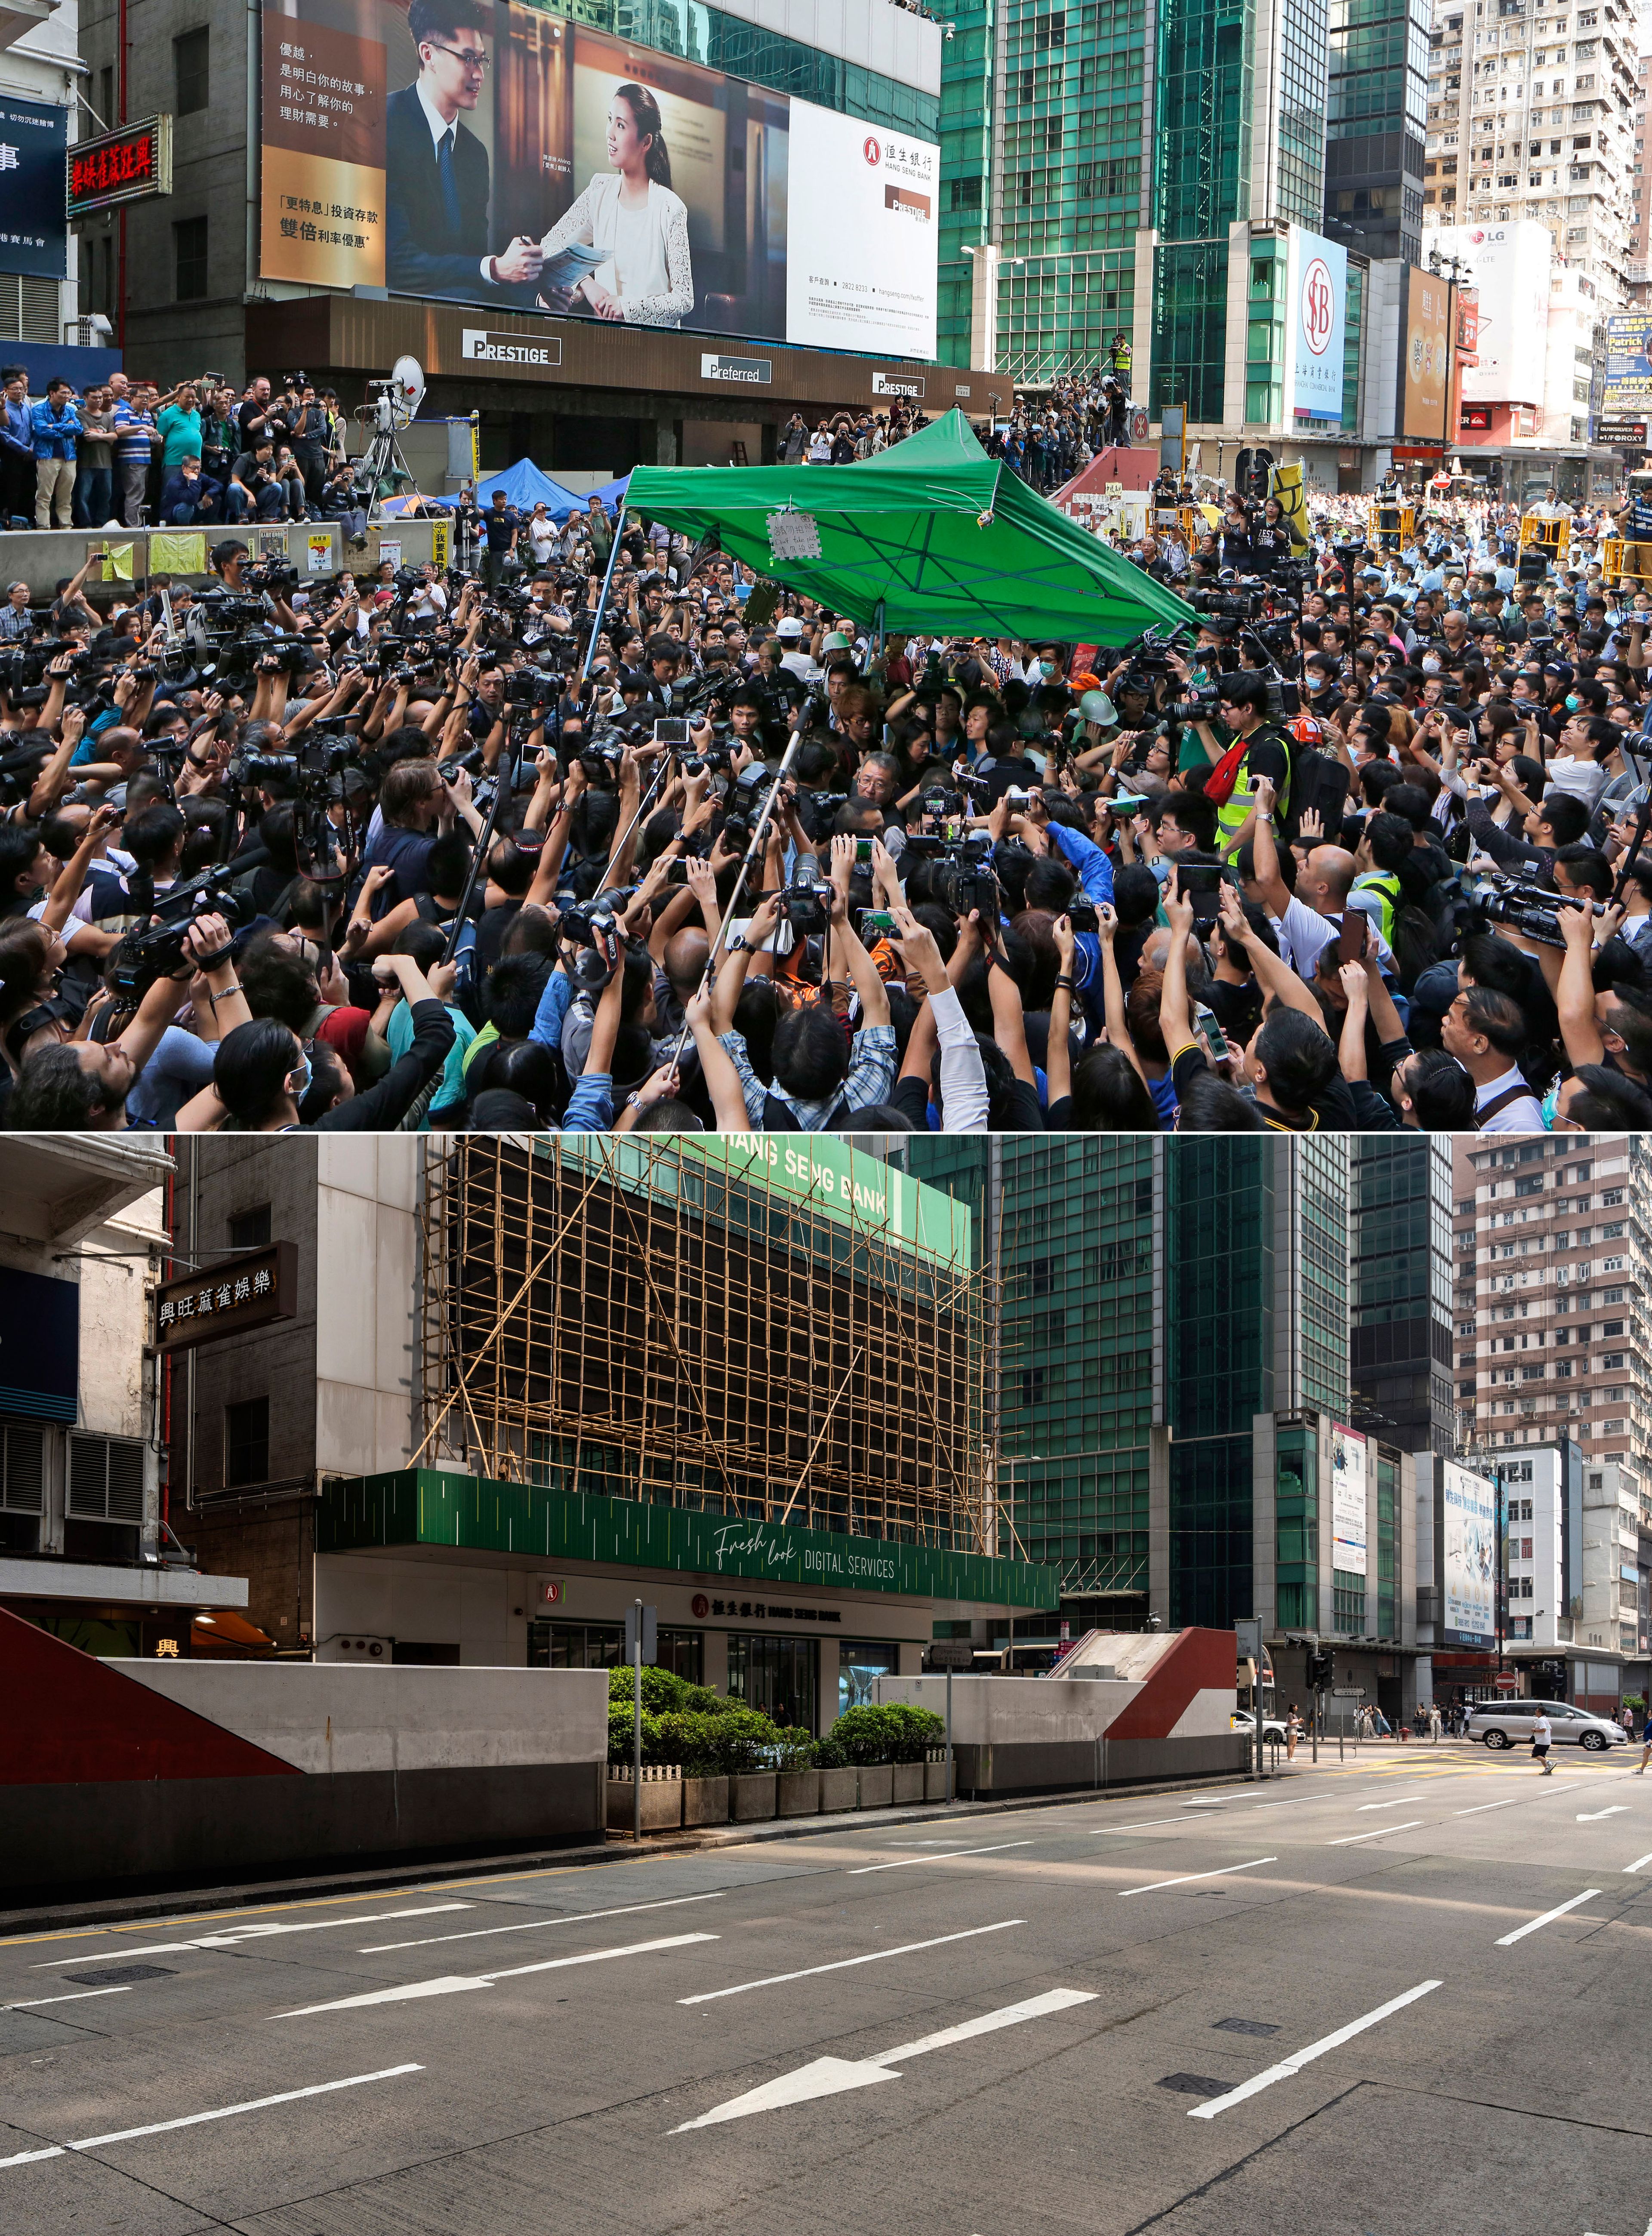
774, 877, 829, 936
934, 856, 1000, 918
108, 873, 255, 1000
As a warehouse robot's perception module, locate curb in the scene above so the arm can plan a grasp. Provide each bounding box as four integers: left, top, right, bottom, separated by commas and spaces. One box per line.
1, 1759, 1359, 1937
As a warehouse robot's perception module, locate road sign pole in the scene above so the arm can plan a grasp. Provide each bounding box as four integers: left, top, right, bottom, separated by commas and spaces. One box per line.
946, 1666, 954, 1806
633, 1597, 643, 1845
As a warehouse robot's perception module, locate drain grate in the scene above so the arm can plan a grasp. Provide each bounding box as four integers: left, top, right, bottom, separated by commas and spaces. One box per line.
1157, 2073, 1230, 2097
1212, 2017, 1280, 2037
61, 1965, 176, 1987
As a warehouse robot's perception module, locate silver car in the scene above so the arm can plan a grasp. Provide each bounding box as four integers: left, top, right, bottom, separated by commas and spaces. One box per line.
1467, 1700, 1628, 1752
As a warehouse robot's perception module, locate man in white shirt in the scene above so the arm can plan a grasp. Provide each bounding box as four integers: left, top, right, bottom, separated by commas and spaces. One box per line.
1442, 985, 1547, 1131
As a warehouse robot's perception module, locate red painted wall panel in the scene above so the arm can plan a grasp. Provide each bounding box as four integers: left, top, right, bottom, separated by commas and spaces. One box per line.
0, 1607, 299, 1785
1106, 1626, 1235, 1742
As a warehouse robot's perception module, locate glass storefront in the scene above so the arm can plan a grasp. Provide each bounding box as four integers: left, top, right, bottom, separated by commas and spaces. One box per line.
527, 1622, 703, 1679
727, 1634, 817, 1732
839, 1639, 899, 1716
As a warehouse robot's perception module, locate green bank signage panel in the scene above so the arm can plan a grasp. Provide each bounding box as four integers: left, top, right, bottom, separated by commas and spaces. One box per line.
320, 1469, 1056, 1609
550, 1133, 971, 1271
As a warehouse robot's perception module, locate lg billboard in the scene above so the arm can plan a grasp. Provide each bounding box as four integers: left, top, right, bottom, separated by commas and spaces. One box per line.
259, 0, 938, 360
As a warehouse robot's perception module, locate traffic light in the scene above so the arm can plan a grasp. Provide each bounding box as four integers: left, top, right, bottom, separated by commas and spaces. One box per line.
1305, 1647, 1336, 1691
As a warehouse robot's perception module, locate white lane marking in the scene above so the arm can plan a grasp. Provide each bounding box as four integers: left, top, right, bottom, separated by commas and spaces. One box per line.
1181, 1799, 1228, 1808
1356, 1796, 1425, 1811
1328, 1821, 1426, 1847
272, 1931, 719, 2017
848, 1841, 1033, 1876
1455, 1788, 1582, 1816
1090, 1817, 1201, 1834
1187, 1981, 1442, 2121
670, 1988, 1097, 2131
1495, 1891, 1602, 1946
1118, 1858, 1276, 1897
1576, 1807, 1630, 1822
0, 2064, 423, 2172
34, 1905, 472, 1966
678, 1920, 1025, 2005
1623, 1851, 1652, 1874
359, 1890, 724, 1953
3, 1987, 134, 2011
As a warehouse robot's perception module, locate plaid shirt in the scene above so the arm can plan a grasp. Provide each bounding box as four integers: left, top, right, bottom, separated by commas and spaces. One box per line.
718, 1023, 896, 1130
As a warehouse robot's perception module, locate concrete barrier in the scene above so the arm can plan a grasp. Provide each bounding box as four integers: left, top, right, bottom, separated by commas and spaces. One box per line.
1, 1608, 607, 1899
1, 516, 447, 600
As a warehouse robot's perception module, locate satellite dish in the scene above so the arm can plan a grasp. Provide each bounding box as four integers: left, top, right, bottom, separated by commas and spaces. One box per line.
389, 354, 425, 428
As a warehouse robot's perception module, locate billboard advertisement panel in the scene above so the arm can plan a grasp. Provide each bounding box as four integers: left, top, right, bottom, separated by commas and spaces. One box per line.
1330, 1424, 1368, 1579
1441, 1461, 1497, 1645
0, 95, 68, 280
1401, 265, 1451, 440
1603, 313, 1652, 422
1283, 226, 1346, 425
1427, 222, 1550, 404
259, 0, 937, 359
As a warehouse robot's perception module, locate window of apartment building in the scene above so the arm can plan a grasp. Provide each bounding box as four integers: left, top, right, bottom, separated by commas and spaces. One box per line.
174, 27, 210, 114
225, 1396, 270, 1488
174, 217, 208, 301
228, 1204, 272, 1250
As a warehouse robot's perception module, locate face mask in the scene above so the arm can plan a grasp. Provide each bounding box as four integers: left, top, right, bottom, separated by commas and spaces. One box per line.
288, 1054, 312, 1101
1039, 661, 1057, 679
1565, 693, 1579, 710
1421, 655, 1441, 672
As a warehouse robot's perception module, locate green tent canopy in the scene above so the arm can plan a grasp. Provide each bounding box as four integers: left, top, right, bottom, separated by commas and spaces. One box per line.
622, 410, 1196, 645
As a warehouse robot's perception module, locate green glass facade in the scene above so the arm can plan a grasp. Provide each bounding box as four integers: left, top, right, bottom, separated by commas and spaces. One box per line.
937, 0, 996, 369
1324, 0, 1428, 263
1275, 1423, 1319, 1631
1300, 1138, 1351, 1420
1349, 1136, 1453, 1454
528, 0, 939, 139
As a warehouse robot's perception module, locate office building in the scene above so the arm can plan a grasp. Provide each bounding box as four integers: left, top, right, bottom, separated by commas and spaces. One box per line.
0, 1137, 247, 1656
0, 0, 83, 355
169, 1138, 1055, 1733
74, 0, 1009, 469
1348, 1135, 1455, 1456
881, 1135, 1423, 1726
1452, 1133, 1646, 1472
1324, 0, 1429, 265
1421, 0, 1637, 287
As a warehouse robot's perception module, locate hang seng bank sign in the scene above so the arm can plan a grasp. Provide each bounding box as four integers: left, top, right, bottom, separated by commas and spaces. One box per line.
1285, 225, 1347, 427
321, 1468, 1061, 1608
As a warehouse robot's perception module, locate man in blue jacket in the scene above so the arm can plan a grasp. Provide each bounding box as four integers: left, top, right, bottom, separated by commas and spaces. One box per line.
0, 367, 34, 528
30, 377, 80, 530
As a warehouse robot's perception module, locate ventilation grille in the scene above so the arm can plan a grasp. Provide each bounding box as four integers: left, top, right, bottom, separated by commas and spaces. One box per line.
0, 275, 65, 346
0, 1422, 45, 1513
67, 1433, 145, 1524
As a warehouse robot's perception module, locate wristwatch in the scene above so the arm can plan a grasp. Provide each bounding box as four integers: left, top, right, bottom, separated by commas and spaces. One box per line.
725, 932, 748, 953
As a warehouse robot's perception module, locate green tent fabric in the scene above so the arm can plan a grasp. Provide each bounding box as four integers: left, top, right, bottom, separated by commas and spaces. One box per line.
623, 410, 1195, 644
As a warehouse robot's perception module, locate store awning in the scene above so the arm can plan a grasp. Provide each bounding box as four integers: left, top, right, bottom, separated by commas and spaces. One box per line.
623, 410, 1197, 643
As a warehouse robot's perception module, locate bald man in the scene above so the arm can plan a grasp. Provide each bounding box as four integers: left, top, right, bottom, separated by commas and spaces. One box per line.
1243, 785, 1396, 982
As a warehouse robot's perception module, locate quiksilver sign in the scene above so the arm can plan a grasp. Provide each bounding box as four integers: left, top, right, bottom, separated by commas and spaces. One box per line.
701, 352, 772, 385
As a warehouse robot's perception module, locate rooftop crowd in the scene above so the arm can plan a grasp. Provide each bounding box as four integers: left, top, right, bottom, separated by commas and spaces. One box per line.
2, 424, 1651, 1136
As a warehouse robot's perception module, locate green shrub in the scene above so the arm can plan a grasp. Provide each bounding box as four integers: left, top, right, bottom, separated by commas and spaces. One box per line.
607, 1663, 694, 1715
769, 1726, 818, 1771
822, 1703, 944, 1765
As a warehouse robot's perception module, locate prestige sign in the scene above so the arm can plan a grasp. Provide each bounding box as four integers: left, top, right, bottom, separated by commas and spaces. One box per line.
872, 372, 924, 397
461, 329, 561, 368
152, 1241, 297, 1354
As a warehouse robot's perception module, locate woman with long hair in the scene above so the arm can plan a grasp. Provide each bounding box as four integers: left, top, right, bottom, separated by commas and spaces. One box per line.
537, 82, 694, 328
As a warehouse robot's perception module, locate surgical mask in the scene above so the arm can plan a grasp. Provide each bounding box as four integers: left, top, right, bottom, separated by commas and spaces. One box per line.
1421, 655, 1441, 672
1565, 693, 1580, 710
288, 1054, 312, 1101
1039, 660, 1057, 679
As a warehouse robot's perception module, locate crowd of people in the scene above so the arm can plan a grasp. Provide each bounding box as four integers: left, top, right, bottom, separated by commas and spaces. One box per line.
3, 425, 1652, 1136
0, 367, 376, 533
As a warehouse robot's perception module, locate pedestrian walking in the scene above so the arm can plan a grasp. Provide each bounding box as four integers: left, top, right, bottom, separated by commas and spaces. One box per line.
1532, 1706, 1553, 1774
1428, 1703, 1442, 1742
1638, 1708, 1652, 1775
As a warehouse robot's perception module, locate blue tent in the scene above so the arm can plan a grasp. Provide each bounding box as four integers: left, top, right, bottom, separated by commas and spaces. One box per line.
422, 457, 586, 517
583, 474, 632, 515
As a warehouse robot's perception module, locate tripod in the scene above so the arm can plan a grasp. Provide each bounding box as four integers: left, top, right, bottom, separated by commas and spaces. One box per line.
357, 394, 417, 519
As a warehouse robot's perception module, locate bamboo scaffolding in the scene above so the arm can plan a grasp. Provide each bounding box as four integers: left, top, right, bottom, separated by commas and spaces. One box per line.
417, 1138, 997, 1557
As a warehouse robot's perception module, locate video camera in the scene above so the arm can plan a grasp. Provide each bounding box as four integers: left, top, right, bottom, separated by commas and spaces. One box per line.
1462, 868, 1597, 949
108, 871, 256, 1001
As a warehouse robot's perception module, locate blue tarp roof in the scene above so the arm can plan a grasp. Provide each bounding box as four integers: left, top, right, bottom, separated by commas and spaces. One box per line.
422, 457, 586, 516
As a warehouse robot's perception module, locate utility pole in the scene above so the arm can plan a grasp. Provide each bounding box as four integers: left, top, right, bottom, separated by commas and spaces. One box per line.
1427, 246, 1473, 456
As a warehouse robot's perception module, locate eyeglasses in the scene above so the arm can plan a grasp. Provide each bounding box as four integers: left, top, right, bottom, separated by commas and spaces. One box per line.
428, 41, 490, 68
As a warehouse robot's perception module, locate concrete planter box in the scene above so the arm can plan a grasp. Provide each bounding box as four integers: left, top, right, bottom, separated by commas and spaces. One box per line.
925, 1758, 950, 1801
777, 1768, 820, 1817
682, 1776, 729, 1826
857, 1765, 894, 1810
890, 1762, 924, 1805
820, 1767, 859, 1813
730, 1772, 777, 1821
606, 1772, 682, 1833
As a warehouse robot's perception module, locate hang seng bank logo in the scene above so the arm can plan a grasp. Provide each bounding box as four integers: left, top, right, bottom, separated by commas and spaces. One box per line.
1301, 258, 1334, 357
864, 136, 881, 165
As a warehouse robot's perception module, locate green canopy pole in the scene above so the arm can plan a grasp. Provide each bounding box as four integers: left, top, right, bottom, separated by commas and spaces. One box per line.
872, 597, 886, 660
578, 477, 629, 688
